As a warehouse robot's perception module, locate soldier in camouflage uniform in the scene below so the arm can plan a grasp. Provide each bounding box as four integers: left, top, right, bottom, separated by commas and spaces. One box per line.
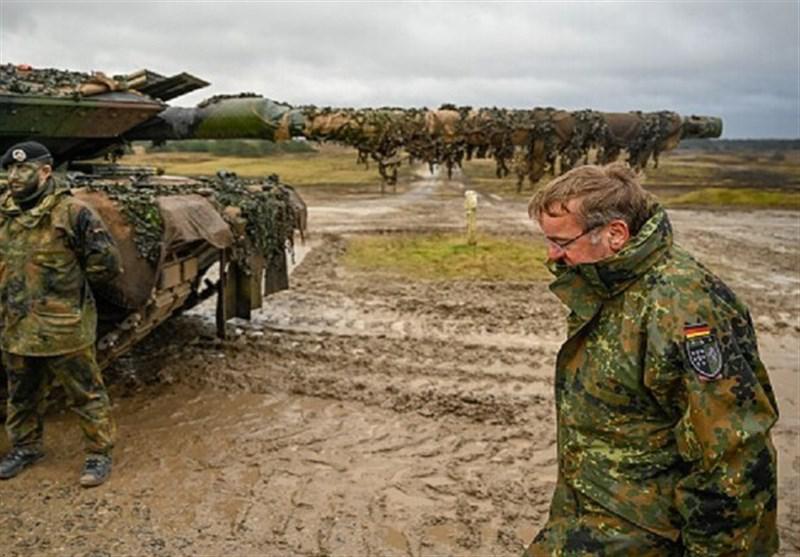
0, 141, 122, 487
524, 163, 778, 556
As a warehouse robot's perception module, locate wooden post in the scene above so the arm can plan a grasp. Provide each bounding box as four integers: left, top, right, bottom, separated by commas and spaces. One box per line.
465, 190, 478, 246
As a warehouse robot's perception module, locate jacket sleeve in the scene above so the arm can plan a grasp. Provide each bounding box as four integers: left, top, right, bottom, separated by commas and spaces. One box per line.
644, 291, 779, 556
67, 200, 123, 284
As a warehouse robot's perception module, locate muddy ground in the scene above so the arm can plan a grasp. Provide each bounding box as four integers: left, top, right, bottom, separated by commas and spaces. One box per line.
1, 167, 798, 556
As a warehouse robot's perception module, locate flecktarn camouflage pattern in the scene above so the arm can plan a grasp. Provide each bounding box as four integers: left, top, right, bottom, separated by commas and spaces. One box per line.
3, 345, 115, 455
0, 178, 121, 356
525, 207, 779, 556
0, 175, 120, 457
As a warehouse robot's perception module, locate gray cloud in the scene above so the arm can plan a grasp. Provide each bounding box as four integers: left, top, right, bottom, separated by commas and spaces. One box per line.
1, 0, 797, 137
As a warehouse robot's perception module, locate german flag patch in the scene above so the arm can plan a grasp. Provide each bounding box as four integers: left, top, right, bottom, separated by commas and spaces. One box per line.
684, 322, 723, 380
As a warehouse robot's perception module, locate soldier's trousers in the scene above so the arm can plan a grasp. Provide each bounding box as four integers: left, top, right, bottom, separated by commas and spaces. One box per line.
524, 483, 683, 557
3, 346, 115, 455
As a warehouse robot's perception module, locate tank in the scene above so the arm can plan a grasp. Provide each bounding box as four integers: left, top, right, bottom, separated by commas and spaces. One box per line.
0, 64, 306, 370
0, 63, 723, 368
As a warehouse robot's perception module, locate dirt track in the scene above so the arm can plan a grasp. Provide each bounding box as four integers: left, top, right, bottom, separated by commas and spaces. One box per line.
1, 168, 798, 556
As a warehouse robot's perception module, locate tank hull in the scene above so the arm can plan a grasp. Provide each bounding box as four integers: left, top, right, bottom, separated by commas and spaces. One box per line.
67, 174, 300, 369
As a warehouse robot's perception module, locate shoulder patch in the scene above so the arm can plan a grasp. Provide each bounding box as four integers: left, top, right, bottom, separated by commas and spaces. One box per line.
684, 323, 723, 381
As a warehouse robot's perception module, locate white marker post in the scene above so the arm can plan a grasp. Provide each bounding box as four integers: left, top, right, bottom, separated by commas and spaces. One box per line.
464, 190, 478, 246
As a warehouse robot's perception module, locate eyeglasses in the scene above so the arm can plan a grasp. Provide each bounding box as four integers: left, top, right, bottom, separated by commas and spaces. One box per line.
545, 224, 602, 252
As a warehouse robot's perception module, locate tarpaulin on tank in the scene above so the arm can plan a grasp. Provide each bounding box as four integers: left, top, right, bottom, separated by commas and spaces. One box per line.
76, 190, 233, 310
157, 194, 233, 249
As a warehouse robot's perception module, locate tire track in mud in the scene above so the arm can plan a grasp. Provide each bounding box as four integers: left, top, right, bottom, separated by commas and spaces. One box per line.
186, 328, 556, 426
138, 232, 562, 428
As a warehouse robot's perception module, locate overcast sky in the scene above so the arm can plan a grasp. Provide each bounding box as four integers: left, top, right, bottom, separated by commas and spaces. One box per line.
1, 1, 797, 138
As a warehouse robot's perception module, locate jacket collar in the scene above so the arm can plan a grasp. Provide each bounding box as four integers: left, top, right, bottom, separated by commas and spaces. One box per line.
0, 178, 66, 227
548, 205, 673, 312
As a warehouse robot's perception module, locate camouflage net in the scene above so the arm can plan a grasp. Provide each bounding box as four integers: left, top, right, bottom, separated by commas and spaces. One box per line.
213, 172, 297, 266
624, 111, 678, 169
69, 173, 297, 265
0, 63, 137, 98
0, 64, 91, 96
300, 105, 682, 191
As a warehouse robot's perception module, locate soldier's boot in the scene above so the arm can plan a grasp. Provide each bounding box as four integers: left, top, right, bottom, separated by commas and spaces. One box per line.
0, 447, 44, 479
79, 454, 112, 488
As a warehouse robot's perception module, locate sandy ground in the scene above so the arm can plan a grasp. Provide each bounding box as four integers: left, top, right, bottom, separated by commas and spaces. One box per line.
0, 168, 798, 556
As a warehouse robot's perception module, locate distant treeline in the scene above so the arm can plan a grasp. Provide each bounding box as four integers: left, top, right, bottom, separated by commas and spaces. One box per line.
138, 138, 799, 156
677, 139, 800, 152
140, 139, 317, 156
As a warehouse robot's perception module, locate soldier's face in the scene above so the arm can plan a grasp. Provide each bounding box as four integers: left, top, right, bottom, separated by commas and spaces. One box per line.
7, 162, 50, 199
537, 199, 615, 266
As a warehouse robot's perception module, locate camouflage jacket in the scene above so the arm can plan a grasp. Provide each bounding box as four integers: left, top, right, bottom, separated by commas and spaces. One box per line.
547, 206, 779, 556
0, 179, 122, 356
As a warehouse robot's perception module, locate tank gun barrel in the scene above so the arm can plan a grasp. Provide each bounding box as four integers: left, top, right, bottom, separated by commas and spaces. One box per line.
126, 95, 722, 188
129, 95, 722, 144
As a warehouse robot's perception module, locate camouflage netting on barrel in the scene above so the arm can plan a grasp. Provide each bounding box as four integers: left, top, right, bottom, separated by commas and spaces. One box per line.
300, 105, 683, 191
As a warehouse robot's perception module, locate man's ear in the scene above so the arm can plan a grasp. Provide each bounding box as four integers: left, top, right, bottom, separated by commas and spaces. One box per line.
607, 219, 630, 252
38, 164, 52, 182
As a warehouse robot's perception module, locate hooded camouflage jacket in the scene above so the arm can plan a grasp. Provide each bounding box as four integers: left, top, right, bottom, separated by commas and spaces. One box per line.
0, 179, 121, 356
546, 206, 778, 556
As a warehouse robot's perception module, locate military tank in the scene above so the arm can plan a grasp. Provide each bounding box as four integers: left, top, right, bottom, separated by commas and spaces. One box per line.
0, 64, 306, 370
0, 63, 722, 369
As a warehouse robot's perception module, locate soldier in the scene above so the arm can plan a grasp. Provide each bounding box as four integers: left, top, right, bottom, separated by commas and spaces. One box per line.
0, 141, 122, 487
524, 163, 778, 556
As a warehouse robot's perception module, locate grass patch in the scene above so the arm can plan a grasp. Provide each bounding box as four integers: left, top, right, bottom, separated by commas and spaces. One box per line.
641, 159, 720, 188
118, 148, 409, 188
665, 188, 800, 210
343, 233, 550, 281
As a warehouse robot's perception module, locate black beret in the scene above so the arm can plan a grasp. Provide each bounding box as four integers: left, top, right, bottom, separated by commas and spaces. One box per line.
1, 141, 54, 170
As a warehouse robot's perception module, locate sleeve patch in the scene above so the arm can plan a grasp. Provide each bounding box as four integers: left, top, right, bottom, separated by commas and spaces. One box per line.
684, 322, 724, 381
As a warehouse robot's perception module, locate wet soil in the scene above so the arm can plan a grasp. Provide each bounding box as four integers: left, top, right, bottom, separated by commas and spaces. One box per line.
1, 168, 798, 556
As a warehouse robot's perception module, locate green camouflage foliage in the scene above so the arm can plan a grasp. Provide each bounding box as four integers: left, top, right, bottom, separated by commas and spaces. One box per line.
0, 63, 93, 96
0, 63, 140, 97
71, 172, 298, 265
214, 172, 297, 264
526, 207, 779, 556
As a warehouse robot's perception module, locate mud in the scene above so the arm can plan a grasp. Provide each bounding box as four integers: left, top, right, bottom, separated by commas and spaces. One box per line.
1, 167, 798, 556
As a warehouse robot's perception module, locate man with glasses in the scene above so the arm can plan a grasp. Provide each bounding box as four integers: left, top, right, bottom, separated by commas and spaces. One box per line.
524, 162, 778, 556
0, 141, 121, 487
